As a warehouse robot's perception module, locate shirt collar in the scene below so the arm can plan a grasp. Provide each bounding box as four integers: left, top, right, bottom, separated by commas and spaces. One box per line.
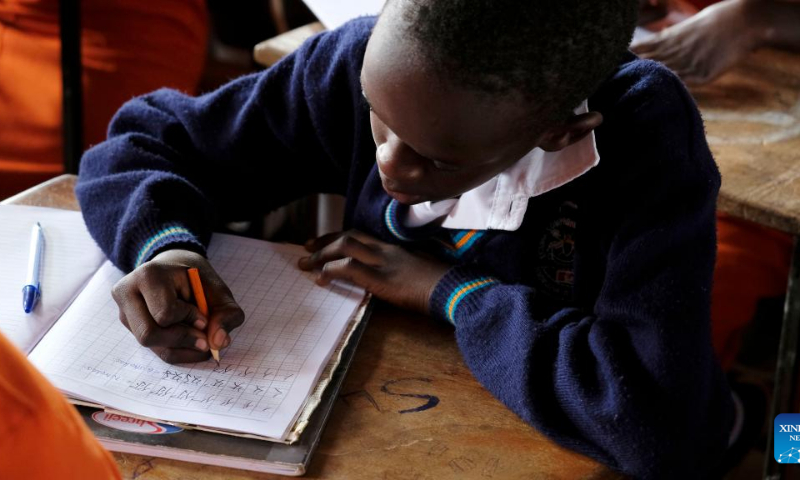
403, 100, 600, 231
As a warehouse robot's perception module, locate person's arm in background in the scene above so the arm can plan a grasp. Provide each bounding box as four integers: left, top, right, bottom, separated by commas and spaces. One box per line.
632, 0, 800, 85
0, 331, 121, 479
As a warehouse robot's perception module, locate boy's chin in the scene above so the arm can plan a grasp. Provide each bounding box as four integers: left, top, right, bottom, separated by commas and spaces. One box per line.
383, 187, 428, 205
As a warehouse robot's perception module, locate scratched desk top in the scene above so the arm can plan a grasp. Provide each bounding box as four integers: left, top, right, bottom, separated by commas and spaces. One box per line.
4, 175, 613, 480
693, 49, 800, 235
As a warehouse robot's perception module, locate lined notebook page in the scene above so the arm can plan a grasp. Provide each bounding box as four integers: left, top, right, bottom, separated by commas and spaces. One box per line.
29, 234, 365, 440
0, 205, 106, 354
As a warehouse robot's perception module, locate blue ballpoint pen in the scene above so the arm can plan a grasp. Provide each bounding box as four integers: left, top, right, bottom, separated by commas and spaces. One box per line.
22, 222, 44, 314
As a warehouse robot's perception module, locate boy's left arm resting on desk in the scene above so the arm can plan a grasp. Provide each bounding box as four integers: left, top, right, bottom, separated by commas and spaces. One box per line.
424, 84, 731, 478
428, 184, 728, 478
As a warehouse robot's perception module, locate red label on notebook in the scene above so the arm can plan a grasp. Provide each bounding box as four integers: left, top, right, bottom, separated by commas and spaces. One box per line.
92, 411, 183, 434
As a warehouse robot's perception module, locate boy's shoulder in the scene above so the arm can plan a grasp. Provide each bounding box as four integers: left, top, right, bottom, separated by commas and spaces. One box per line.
591, 52, 699, 127
588, 53, 718, 187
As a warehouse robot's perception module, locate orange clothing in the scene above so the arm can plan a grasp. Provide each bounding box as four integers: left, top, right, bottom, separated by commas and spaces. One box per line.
0, 0, 208, 199
711, 212, 792, 370
0, 331, 121, 479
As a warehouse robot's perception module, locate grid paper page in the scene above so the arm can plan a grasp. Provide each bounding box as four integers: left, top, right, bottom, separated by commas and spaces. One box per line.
0, 205, 106, 354
29, 234, 365, 440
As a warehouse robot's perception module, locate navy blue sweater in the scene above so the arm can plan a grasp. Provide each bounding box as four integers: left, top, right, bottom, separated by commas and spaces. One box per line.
77, 17, 733, 479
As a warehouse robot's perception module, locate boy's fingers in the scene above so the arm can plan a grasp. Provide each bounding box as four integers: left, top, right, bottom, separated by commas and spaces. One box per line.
317, 257, 379, 289
136, 319, 209, 351
299, 235, 380, 270
206, 303, 244, 350
152, 347, 211, 365
140, 281, 205, 329
112, 283, 207, 351
305, 230, 380, 253
305, 232, 343, 252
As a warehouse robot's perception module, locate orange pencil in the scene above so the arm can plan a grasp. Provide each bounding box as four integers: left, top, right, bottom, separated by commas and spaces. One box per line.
187, 267, 220, 364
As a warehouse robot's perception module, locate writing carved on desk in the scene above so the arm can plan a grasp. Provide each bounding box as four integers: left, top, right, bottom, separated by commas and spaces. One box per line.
381, 377, 440, 414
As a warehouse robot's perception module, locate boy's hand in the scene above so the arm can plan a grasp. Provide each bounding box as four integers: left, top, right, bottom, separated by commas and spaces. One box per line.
111, 249, 245, 364
298, 230, 450, 315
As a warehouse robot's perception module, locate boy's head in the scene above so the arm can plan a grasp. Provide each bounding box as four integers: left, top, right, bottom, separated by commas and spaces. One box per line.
361, 0, 637, 205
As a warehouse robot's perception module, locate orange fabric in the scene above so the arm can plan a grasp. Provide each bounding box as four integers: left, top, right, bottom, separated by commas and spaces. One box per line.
0, 0, 208, 199
711, 212, 792, 370
0, 331, 121, 479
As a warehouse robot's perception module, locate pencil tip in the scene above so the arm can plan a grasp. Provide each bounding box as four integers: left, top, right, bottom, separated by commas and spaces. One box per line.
211, 348, 220, 365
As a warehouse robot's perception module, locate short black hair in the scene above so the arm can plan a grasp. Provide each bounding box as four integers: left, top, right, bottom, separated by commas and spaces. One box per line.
402, 0, 638, 125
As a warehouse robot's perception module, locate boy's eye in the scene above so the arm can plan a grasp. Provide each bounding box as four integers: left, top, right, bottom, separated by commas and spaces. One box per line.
361, 89, 373, 111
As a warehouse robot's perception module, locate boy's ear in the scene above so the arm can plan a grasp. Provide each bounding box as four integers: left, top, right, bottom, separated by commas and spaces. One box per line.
538, 112, 603, 152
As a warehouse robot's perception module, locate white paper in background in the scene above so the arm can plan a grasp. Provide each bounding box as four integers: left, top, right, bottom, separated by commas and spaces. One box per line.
631, 26, 656, 44
302, 0, 385, 30
29, 235, 365, 441
0, 205, 106, 354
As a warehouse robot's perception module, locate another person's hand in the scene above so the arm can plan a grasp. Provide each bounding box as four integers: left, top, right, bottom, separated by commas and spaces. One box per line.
632, 0, 759, 85
112, 249, 244, 364
298, 230, 451, 315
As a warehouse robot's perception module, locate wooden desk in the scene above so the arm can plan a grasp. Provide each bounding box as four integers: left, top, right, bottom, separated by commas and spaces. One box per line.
254, 22, 325, 67
3, 175, 612, 479
693, 49, 800, 480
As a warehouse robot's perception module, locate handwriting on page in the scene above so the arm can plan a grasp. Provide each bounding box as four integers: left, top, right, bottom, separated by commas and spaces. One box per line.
29, 235, 363, 439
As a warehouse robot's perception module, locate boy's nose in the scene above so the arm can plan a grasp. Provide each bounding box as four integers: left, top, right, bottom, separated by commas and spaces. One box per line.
376, 138, 425, 183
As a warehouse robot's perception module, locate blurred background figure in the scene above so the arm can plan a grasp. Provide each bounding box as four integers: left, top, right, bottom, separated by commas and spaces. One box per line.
0, 0, 209, 199
633, 0, 800, 86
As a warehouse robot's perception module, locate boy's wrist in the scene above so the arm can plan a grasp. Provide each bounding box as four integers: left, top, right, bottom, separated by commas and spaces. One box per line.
429, 265, 500, 326
131, 224, 206, 270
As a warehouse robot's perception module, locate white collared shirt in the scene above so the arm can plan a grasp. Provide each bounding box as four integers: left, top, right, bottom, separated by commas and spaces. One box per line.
402, 100, 600, 231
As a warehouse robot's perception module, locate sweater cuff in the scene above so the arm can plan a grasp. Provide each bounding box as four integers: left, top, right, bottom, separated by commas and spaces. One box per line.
430, 265, 500, 326
130, 224, 206, 268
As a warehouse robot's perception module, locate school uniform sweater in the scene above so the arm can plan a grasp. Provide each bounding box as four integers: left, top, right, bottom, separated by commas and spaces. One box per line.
76, 16, 733, 479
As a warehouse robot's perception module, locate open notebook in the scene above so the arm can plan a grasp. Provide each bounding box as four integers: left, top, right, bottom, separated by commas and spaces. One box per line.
0, 205, 370, 474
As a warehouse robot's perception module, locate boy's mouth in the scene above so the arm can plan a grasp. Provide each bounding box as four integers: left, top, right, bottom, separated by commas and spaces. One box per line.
378, 173, 426, 205
383, 185, 425, 205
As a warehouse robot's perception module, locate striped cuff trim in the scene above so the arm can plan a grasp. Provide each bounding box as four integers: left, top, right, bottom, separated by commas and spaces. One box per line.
135, 226, 193, 267
384, 199, 413, 242
445, 276, 498, 324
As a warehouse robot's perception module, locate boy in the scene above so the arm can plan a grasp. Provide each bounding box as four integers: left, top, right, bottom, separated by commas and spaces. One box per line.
76, 0, 733, 477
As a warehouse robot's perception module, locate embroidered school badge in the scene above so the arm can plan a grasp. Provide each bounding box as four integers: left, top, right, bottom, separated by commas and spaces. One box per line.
535, 201, 577, 300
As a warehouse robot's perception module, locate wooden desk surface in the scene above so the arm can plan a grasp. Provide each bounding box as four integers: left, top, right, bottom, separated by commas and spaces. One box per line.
694, 49, 800, 235
4, 175, 612, 480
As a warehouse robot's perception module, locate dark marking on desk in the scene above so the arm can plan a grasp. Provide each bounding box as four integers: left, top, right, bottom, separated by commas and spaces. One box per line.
381, 378, 439, 414
131, 459, 154, 479
428, 441, 449, 457
449, 456, 476, 474
340, 389, 381, 411
482, 457, 499, 477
